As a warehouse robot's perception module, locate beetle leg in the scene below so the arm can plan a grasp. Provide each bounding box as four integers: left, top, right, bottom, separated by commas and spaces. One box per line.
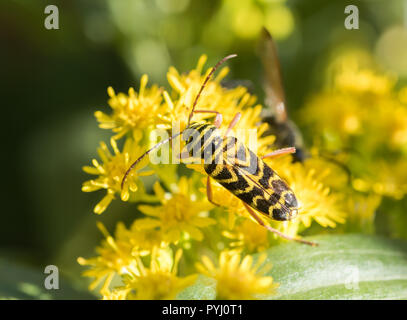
214, 113, 223, 128
243, 202, 318, 246
224, 112, 241, 137
206, 176, 221, 206
193, 110, 223, 128
261, 147, 296, 160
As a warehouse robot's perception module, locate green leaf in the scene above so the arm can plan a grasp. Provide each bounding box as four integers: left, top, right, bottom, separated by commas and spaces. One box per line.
0, 259, 95, 300
177, 234, 407, 300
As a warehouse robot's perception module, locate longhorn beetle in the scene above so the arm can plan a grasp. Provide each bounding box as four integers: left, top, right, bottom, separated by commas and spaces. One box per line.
121, 55, 317, 246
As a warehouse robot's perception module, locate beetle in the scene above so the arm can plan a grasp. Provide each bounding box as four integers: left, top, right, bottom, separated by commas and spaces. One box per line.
121, 54, 317, 246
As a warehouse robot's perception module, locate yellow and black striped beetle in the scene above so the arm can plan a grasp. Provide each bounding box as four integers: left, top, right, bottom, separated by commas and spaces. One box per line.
121, 55, 317, 246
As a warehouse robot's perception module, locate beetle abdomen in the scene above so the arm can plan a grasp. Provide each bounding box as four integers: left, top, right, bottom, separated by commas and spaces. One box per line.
204, 136, 299, 221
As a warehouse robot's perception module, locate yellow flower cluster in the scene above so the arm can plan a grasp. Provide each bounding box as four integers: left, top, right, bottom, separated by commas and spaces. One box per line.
82, 139, 153, 214
204, 0, 295, 41
196, 251, 277, 300
137, 178, 215, 243
301, 54, 407, 228
95, 76, 163, 141
102, 249, 197, 300
79, 55, 349, 299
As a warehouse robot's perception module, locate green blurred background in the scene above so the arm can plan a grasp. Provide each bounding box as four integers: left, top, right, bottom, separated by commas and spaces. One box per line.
2, 0, 407, 290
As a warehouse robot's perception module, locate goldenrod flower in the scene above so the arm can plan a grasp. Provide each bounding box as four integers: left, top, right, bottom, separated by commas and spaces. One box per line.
77, 222, 138, 294
265, 155, 347, 228
161, 55, 260, 131
128, 219, 167, 255
82, 138, 153, 214
78, 221, 168, 295
196, 251, 277, 299
102, 288, 130, 300
301, 56, 407, 199
223, 219, 270, 253
205, 178, 247, 227
352, 159, 407, 200
104, 249, 197, 300
302, 93, 364, 139
334, 63, 395, 96
203, 0, 294, 41
95, 76, 163, 140
386, 105, 407, 150
137, 177, 215, 243
305, 63, 396, 134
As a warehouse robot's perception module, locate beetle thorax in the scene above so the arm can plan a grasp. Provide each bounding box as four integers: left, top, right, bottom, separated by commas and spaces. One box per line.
183, 122, 222, 161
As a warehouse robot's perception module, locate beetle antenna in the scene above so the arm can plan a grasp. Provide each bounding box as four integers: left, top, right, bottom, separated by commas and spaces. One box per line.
121, 131, 183, 190
122, 54, 237, 190
187, 54, 238, 127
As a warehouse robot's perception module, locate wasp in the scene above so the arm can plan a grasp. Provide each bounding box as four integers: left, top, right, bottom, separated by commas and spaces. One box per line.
258, 28, 306, 162
121, 54, 317, 246
259, 28, 351, 178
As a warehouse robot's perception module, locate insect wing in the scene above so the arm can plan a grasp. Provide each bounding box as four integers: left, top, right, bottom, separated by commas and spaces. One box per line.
205, 137, 295, 219
259, 27, 287, 122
